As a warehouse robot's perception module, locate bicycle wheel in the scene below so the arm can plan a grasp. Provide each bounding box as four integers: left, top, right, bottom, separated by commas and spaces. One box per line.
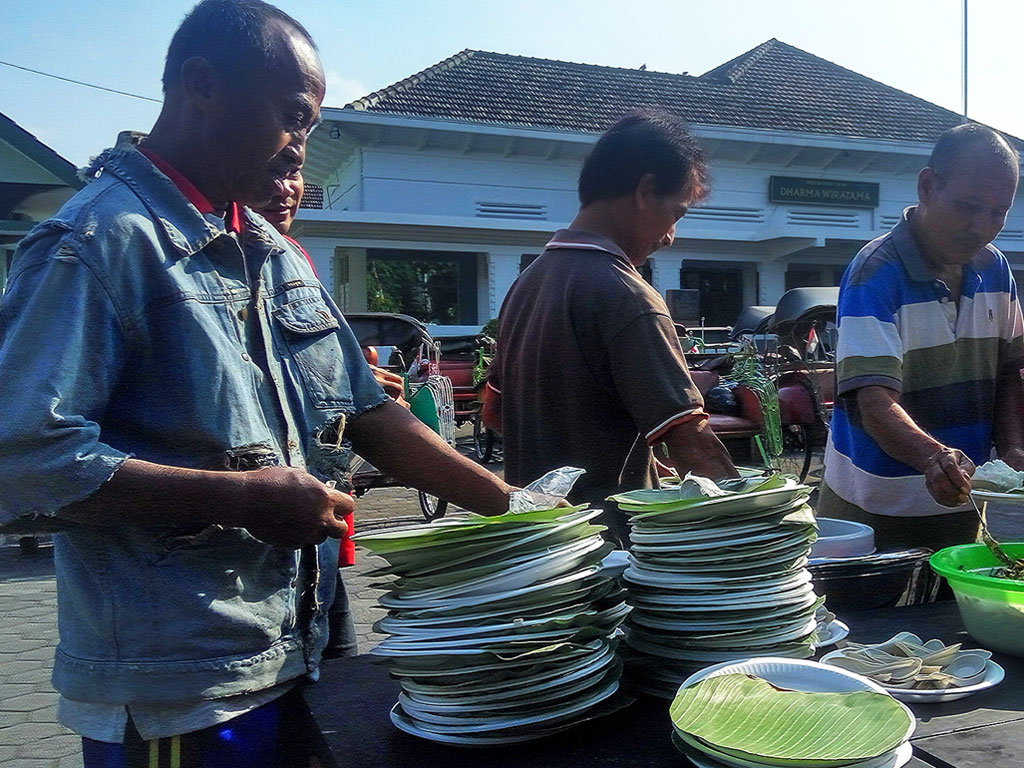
776, 424, 813, 482
419, 491, 448, 521
472, 412, 494, 463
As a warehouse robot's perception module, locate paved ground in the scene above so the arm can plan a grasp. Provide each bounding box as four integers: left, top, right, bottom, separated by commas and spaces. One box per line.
7, 436, 1024, 766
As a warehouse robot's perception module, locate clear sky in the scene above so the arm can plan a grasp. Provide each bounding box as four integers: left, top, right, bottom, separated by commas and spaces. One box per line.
2, 0, 1021, 166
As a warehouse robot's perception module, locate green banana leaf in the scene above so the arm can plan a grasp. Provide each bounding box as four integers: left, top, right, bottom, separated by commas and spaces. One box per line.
670, 674, 912, 767
610, 475, 790, 508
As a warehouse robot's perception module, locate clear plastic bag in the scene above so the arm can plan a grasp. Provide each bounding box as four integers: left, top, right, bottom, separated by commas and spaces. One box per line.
508, 466, 585, 513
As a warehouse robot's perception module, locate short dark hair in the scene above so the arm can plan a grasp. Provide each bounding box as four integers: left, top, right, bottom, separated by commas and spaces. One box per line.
928, 123, 1020, 182
578, 110, 709, 207
162, 0, 316, 93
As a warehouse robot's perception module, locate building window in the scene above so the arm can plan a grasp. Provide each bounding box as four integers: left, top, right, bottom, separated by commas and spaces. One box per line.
680, 264, 744, 327
785, 269, 823, 290
366, 249, 478, 325
785, 265, 844, 291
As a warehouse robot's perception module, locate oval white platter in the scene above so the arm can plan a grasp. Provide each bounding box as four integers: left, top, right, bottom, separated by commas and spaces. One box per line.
676, 732, 913, 768
969, 489, 1024, 505
814, 619, 850, 648
820, 651, 1006, 703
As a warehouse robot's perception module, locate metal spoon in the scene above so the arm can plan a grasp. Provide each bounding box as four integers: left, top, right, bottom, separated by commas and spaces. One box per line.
968, 496, 1021, 569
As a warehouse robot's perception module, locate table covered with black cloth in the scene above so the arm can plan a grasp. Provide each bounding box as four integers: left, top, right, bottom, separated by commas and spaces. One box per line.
302, 601, 1024, 768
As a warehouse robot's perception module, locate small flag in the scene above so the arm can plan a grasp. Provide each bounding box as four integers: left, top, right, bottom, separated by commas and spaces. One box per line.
806, 326, 819, 357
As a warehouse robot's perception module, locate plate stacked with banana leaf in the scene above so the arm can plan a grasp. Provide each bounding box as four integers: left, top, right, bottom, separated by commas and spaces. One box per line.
352, 506, 631, 745
611, 475, 831, 697
669, 658, 916, 768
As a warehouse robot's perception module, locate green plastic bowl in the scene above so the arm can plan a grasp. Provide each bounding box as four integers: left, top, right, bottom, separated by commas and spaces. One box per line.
931, 543, 1024, 657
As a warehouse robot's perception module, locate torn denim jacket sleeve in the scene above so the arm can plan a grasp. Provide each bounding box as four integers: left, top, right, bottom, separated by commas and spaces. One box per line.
0, 226, 132, 523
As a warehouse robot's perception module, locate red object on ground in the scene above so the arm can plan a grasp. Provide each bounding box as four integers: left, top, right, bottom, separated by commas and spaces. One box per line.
339, 512, 356, 567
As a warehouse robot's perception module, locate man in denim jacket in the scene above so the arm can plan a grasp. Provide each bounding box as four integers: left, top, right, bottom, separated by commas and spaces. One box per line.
0, 1, 512, 763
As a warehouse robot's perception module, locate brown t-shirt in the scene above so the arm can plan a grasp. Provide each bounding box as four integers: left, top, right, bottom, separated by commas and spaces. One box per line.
491, 229, 704, 505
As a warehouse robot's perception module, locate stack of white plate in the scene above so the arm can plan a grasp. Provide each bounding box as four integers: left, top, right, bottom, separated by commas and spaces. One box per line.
670, 658, 916, 768
352, 506, 631, 745
611, 475, 824, 697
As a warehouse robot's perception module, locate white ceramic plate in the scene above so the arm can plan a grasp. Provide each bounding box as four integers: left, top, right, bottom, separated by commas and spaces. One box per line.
970, 489, 1024, 505
400, 642, 614, 697
389, 704, 574, 745
390, 676, 620, 734
393, 535, 608, 601
674, 657, 915, 746
679, 656, 899, 694
622, 486, 808, 519
399, 509, 606, 577
380, 565, 599, 610
819, 653, 1005, 703
675, 732, 913, 768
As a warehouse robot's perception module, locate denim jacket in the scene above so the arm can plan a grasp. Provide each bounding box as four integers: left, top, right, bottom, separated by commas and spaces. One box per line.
0, 137, 387, 704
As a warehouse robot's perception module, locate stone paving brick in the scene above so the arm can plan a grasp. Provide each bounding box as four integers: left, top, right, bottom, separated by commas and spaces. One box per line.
0, 744, 19, 763
1, 721, 65, 745
0, 709, 31, 728
19, 733, 82, 759
7, 668, 55, 686
0, 660, 49, 676
7, 758, 62, 768
0, 685, 43, 701
2, 693, 59, 714
59, 753, 85, 768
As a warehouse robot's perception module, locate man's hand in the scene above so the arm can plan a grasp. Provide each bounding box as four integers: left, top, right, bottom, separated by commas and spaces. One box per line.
238, 467, 353, 548
924, 448, 975, 508
661, 416, 739, 482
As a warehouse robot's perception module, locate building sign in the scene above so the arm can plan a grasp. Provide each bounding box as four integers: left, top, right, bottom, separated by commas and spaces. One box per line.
769, 176, 879, 208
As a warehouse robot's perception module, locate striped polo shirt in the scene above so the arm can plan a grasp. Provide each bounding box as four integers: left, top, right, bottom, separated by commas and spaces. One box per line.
824, 207, 1024, 517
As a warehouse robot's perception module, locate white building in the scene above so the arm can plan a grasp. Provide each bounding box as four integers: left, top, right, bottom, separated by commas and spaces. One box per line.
294, 39, 1024, 328
0, 112, 82, 290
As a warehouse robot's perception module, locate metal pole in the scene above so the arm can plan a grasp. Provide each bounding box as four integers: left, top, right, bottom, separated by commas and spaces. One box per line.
962, 0, 969, 121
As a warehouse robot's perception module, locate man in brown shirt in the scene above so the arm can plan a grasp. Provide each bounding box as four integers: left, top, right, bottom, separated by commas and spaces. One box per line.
486, 111, 737, 537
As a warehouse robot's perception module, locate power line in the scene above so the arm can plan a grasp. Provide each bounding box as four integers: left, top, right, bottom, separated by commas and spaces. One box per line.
0, 59, 161, 104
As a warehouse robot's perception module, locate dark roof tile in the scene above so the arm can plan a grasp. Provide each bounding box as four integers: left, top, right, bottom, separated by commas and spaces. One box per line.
344, 40, 998, 144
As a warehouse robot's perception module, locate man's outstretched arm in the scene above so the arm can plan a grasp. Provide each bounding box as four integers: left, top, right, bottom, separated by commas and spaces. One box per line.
659, 416, 739, 482
856, 385, 972, 507
348, 400, 514, 515
59, 461, 352, 549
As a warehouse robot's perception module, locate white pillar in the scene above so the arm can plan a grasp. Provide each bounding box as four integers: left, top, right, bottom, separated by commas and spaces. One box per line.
299, 237, 336, 288
487, 249, 522, 320
300, 238, 367, 311
477, 253, 492, 324
651, 253, 683, 298
757, 261, 787, 305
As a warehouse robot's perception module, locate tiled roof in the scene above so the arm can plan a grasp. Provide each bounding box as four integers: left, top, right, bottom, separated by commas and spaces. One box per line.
344, 40, 982, 144
299, 183, 324, 209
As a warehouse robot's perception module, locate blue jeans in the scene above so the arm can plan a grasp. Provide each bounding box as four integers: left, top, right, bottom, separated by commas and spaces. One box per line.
324, 569, 358, 658
80, 689, 311, 768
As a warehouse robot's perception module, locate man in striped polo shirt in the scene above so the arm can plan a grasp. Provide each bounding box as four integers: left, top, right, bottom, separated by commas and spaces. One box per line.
821, 124, 1024, 551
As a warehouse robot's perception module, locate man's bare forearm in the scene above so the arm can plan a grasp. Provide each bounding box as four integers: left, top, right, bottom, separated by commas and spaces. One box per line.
856, 386, 944, 472
349, 400, 513, 515
58, 459, 249, 527
662, 417, 739, 481
58, 459, 352, 548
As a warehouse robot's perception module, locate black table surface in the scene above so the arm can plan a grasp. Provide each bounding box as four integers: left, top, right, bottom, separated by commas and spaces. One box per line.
303, 601, 1023, 768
